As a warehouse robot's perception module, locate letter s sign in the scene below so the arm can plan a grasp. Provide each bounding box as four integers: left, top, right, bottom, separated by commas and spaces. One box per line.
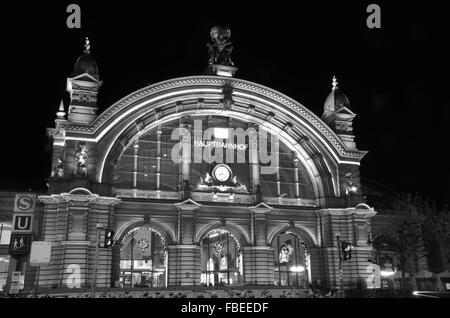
14, 194, 36, 212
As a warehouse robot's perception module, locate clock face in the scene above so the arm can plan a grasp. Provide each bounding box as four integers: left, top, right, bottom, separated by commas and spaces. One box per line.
213, 165, 231, 182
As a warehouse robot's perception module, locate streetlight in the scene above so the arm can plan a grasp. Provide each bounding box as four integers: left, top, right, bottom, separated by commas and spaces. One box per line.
290, 265, 305, 272
380, 270, 395, 277
336, 233, 345, 298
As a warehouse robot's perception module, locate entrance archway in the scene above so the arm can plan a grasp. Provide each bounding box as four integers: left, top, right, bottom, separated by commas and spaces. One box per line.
119, 225, 168, 288
271, 231, 312, 287
200, 228, 243, 286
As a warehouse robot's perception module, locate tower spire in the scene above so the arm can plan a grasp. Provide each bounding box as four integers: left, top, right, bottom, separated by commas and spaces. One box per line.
56, 99, 66, 119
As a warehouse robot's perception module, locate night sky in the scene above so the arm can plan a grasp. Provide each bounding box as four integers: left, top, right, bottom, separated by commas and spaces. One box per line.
1, 2, 448, 206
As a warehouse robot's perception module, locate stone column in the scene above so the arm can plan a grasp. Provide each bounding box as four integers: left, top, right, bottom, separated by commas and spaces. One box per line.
167, 245, 201, 286
166, 200, 202, 286
243, 204, 274, 285
248, 124, 260, 191
133, 140, 139, 189
294, 158, 300, 199
60, 241, 90, 288
274, 137, 280, 197
111, 244, 122, 287
156, 126, 162, 192
316, 207, 377, 290
308, 247, 323, 286
241, 246, 274, 285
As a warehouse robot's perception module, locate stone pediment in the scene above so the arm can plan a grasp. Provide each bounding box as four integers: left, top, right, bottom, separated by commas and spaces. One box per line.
334, 107, 356, 119
68, 73, 101, 84
249, 202, 273, 214
175, 198, 202, 210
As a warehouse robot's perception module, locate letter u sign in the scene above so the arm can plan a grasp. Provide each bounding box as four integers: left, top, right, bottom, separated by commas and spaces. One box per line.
13, 214, 33, 232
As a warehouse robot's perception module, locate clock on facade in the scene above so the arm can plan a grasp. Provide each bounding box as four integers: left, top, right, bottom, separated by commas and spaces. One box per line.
212, 164, 232, 182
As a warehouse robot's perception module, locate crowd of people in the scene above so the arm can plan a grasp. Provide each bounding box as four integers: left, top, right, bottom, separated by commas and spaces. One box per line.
1, 284, 338, 298
8, 287, 335, 298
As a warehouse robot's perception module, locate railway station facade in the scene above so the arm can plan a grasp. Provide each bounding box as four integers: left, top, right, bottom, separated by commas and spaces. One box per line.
0, 30, 378, 293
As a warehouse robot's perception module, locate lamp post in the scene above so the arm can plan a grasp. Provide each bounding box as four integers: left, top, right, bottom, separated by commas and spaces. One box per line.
130, 231, 135, 288
91, 224, 105, 298
336, 234, 345, 298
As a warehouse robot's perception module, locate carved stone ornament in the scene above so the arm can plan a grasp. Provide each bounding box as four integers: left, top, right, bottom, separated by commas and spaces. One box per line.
207, 26, 234, 66
74, 144, 88, 177
221, 83, 234, 110
55, 158, 64, 178
344, 171, 360, 195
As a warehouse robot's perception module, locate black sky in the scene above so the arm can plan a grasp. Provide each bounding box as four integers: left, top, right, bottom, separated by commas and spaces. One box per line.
1, 2, 448, 206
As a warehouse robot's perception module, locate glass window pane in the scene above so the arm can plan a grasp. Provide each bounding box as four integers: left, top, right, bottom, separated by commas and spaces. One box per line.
279, 168, 296, 184
261, 181, 278, 197
115, 172, 134, 189
137, 173, 156, 190
160, 175, 180, 191
280, 183, 296, 198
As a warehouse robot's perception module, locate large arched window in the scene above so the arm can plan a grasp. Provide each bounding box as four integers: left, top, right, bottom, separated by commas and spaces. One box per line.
119, 226, 167, 288
271, 231, 312, 287
112, 116, 315, 201
200, 228, 243, 286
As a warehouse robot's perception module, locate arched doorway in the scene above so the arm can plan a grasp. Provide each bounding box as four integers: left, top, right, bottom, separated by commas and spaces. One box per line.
271, 231, 312, 287
119, 225, 168, 288
200, 228, 243, 286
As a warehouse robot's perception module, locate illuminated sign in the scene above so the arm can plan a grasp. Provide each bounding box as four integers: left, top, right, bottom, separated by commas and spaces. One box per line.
12, 214, 33, 232
193, 139, 248, 151
30, 241, 52, 266
9, 234, 32, 255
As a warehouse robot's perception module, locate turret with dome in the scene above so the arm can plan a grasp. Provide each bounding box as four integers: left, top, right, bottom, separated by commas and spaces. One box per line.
72, 37, 99, 80
323, 76, 351, 114
66, 37, 103, 124
322, 76, 357, 149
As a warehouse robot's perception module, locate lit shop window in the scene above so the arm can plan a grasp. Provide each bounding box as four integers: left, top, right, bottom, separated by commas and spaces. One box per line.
0, 223, 12, 245
0, 255, 10, 292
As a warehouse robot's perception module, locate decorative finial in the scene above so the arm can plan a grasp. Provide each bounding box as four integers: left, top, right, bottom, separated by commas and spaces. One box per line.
57, 99, 66, 119
332, 75, 338, 90
84, 37, 90, 54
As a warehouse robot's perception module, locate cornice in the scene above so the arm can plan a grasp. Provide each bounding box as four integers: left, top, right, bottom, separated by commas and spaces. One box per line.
316, 206, 377, 218
38, 193, 121, 206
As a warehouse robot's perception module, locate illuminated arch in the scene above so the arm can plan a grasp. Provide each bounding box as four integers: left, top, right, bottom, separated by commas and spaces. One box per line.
195, 222, 251, 246
268, 225, 319, 249
114, 218, 176, 244
69, 187, 94, 195
62, 76, 366, 199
